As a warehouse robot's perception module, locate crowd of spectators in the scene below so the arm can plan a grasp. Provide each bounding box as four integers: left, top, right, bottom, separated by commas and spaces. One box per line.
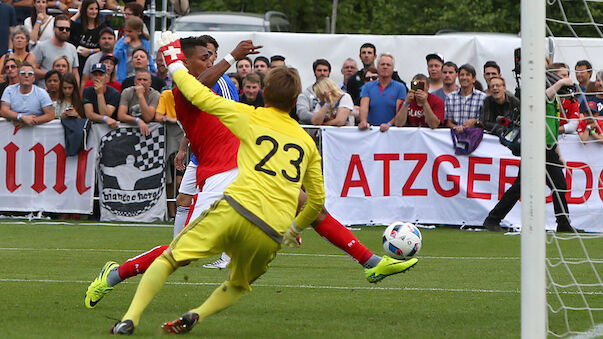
0, 1, 601, 220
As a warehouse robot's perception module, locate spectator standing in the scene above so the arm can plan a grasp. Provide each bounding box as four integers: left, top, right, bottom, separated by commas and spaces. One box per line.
483, 60, 501, 95
0, 1, 17, 56
32, 15, 80, 86
239, 72, 264, 108
52, 55, 71, 76
358, 53, 407, 131
339, 57, 358, 92
393, 73, 444, 129
114, 16, 154, 83
577, 107, 603, 144
24, 0, 54, 48
575, 59, 596, 95
120, 47, 164, 92
347, 42, 377, 105
0, 57, 19, 96
83, 53, 119, 91
579, 70, 603, 119
550, 62, 580, 134
56, 72, 84, 118
116, 68, 159, 136
253, 56, 269, 75
5, 0, 30, 26
235, 57, 252, 80
45, 69, 61, 102
269, 55, 285, 68
0, 26, 36, 75
1, 61, 55, 126
117, 2, 149, 40
425, 53, 444, 92
445, 63, 486, 132
153, 49, 171, 90
311, 77, 354, 126
480, 76, 520, 135
81, 26, 115, 87
69, 0, 107, 77
432, 61, 458, 102
82, 62, 119, 127
296, 58, 331, 125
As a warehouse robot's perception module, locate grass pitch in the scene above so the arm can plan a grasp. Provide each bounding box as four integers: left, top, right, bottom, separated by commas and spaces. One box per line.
0, 221, 600, 338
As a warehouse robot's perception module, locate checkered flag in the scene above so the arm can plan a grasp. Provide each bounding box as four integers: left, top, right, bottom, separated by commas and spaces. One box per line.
135, 127, 165, 171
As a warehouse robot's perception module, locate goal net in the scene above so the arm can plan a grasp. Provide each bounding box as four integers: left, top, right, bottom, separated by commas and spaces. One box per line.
542, 1, 603, 337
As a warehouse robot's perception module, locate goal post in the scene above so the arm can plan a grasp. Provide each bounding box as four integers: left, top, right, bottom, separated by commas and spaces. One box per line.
520, 0, 547, 338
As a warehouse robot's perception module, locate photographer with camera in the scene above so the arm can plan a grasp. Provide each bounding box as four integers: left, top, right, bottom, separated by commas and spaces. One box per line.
393, 73, 444, 129
480, 76, 520, 136
482, 67, 576, 232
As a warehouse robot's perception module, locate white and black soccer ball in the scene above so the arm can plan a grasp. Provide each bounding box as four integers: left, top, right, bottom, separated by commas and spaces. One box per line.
382, 221, 422, 259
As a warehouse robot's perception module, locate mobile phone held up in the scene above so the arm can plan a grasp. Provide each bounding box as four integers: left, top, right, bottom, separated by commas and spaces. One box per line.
411, 81, 425, 91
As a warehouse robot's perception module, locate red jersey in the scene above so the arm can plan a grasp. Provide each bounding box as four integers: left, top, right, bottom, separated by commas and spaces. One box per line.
559, 98, 579, 127
403, 93, 445, 127
172, 86, 240, 184
83, 79, 122, 92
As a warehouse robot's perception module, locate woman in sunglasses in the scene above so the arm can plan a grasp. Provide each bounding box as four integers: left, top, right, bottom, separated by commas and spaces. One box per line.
0, 27, 37, 82
0, 58, 20, 97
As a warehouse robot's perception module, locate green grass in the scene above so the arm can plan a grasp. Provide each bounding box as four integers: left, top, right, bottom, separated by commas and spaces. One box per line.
0, 221, 600, 338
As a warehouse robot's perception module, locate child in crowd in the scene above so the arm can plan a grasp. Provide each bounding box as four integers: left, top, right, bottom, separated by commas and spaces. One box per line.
114, 16, 154, 83
57, 72, 84, 119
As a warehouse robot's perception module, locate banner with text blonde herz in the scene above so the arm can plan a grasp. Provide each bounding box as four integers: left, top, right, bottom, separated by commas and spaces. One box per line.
321, 127, 603, 232
0, 120, 96, 213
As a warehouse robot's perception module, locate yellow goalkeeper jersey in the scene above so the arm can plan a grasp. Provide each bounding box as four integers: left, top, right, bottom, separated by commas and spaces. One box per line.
173, 69, 325, 237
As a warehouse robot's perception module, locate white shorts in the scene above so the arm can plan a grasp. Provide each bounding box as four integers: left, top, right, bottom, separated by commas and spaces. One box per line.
178, 161, 199, 196
174, 168, 239, 235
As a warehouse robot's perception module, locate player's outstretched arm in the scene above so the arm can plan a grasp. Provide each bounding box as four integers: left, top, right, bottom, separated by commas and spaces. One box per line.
198, 40, 262, 88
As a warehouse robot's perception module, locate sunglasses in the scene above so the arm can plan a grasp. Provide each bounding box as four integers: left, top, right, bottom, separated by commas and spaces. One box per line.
56, 26, 71, 32
19, 71, 34, 76
365, 75, 378, 81
5, 64, 17, 69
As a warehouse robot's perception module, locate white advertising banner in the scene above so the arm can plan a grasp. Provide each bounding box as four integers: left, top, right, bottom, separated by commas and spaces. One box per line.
0, 120, 96, 213
322, 127, 603, 232
91, 123, 167, 222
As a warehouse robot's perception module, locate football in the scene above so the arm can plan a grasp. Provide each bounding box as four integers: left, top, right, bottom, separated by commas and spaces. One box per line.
382, 221, 422, 259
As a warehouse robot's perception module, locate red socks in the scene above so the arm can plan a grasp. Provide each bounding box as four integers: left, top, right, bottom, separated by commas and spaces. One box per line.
118, 245, 169, 279
313, 213, 373, 265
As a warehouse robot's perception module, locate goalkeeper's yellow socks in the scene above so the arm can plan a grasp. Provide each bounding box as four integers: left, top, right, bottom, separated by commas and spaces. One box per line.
122, 254, 175, 326
189, 281, 246, 321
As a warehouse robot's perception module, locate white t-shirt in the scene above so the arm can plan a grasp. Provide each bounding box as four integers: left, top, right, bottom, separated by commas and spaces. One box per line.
24, 16, 55, 49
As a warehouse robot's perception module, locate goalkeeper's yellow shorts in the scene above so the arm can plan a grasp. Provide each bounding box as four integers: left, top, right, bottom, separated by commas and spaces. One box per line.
170, 198, 281, 291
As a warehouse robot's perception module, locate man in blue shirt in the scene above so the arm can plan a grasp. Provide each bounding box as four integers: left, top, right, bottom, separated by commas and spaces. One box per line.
358, 53, 407, 131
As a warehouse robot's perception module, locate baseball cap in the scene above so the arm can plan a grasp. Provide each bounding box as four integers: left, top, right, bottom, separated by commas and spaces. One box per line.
426, 53, 444, 63
91, 63, 107, 74
100, 53, 118, 64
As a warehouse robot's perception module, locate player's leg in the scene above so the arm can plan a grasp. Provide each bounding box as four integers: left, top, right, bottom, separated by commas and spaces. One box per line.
163, 208, 278, 334
545, 149, 573, 231
174, 160, 199, 237
84, 245, 170, 308
483, 165, 522, 231
299, 190, 418, 283
112, 199, 230, 334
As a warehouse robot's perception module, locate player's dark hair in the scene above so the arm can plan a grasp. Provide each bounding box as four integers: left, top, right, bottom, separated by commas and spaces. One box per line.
312, 58, 331, 73
483, 60, 500, 74
459, 64, 476, 78
180, 37, 208, 58
443, 61, 458, 73
199, 35, 218, 50
263, 66, 301, 112
360, 43, 376, 55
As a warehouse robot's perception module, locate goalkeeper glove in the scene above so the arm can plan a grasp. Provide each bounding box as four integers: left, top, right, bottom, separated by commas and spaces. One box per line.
158, 31, 187, 75
282, 222, 303, 248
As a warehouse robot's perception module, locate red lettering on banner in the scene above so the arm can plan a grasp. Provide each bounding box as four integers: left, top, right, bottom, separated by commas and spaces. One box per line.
4, 142, 21, 192
599, 170, 603, 201
29, 143, 67, 194
374, 153, 399, 196
76, 149, 92, 194
498, 158, 520, 200
467, 157, 492, 199
341, 154, 371, 197
432, 155, 460, 197
565, 162, 592, 204
403, 153, 428, 196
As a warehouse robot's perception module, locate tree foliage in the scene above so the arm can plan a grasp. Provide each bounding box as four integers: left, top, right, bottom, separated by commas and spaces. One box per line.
190, 0, 601, 37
